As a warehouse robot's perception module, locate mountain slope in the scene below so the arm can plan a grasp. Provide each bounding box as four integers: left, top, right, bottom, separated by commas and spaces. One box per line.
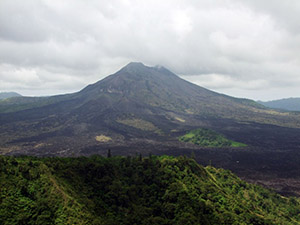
259, 98, 300, 111
1, 62, 300, 156
1, 155, 300, 225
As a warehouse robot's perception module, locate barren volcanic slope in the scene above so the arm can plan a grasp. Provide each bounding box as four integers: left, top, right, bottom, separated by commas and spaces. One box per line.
1, 62, 300, 195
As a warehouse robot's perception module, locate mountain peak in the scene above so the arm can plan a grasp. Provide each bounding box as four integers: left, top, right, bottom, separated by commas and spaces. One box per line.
126, 62, 145, 67
123, 62, 146, 70
118, 62, 177, 79
80, 62, 179, 95
118, 62, 150, 75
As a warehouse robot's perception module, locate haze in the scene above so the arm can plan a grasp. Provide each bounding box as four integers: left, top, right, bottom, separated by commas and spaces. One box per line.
1, 0, 300, 101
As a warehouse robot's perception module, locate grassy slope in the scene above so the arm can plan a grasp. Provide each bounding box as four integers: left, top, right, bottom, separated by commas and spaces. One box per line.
179, 128, 247, 147
1, 155, 300, 225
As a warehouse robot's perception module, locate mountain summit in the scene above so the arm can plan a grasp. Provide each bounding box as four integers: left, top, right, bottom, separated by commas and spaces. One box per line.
79, 62, 246, 116
80, 62, 179, 97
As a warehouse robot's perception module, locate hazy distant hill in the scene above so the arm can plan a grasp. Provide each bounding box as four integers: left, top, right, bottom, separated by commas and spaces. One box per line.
0, 92, 21, 100
259, 98, 300, 111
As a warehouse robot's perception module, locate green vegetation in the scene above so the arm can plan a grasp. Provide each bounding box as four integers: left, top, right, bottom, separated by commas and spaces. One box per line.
179, 128, 247, 147
1, 155, 299, 224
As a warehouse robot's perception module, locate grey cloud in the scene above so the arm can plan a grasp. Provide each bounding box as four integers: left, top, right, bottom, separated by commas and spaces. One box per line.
238, 0, 300, 34
0, 0, 300, 100
0, 0, 49, 42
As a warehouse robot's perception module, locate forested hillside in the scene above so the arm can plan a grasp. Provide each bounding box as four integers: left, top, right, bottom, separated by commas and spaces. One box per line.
1, 155, 300, 224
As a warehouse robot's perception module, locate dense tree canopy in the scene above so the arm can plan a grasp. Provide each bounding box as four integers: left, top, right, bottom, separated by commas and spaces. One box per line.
0, 155, 299, 224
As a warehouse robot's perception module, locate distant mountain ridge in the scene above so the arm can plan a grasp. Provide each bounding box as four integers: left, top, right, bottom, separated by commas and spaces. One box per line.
0, 92, 22, 100
259, 98, 300, 111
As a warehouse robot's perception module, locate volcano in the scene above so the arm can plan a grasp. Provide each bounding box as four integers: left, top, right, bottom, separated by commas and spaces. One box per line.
1, 62, 300, 157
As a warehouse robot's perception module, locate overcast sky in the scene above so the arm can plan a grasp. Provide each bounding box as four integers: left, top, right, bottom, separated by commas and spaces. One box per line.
0, 0, 300, 101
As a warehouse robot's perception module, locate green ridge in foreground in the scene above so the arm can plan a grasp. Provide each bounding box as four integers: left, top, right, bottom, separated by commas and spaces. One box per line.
1, 155, 299, 225
179, 128, 247, 147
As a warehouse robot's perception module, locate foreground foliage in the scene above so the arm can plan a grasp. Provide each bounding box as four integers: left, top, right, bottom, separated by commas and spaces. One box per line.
1, 155, 299, 224
179, 128, 247, 147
